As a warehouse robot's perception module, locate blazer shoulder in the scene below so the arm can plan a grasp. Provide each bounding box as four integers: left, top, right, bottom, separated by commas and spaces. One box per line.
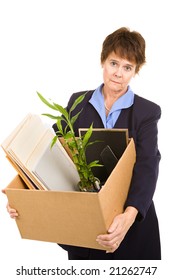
134, 94, 161, 118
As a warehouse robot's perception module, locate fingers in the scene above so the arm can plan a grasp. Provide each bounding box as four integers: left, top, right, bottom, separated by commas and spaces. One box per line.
2, 190, 18, 218
106, 242, 120, 253
6, 203, 18, 219
97, 237, 121, 253
96, 232, 121, 252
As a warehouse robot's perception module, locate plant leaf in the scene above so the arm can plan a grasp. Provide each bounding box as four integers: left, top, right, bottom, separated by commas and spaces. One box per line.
85, 139, 103, 149
69, 93, 86, 113
51, 135, 58, 148
53, 103, 69, 119
56, 118, 64, 135
42, 113, 59, 119
88, 160, 103, 168
82, 124, 93, 149
70, 109, 83, 126
64, 131, 74, 139
37, 92, 57, 110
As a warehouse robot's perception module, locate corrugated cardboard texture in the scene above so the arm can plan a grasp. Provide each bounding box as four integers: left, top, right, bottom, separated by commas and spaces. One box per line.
5, 139, 136, 250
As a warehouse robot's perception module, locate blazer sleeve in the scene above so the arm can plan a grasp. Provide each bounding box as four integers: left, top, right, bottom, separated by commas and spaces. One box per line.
125, 100, 161, 220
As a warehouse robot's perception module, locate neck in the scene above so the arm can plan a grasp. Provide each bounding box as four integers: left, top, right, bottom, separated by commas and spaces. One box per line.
102, 88, 119, 114
102, 85, 128, 100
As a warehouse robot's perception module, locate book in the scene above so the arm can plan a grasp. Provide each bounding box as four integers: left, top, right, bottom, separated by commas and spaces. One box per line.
79, 128, 128, 184
1, 114, 80, 191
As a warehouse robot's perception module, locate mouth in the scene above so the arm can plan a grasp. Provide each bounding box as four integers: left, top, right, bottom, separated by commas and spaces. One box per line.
111, 80, 121, 85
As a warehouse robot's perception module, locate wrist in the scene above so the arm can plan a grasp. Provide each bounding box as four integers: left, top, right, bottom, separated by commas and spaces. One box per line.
124, 206, 138, 224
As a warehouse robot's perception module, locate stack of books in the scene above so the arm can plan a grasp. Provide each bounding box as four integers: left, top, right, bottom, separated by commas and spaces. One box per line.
1, 114, 80, 191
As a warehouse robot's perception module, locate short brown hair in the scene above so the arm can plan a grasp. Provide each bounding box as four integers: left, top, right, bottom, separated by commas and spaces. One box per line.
101, 27, 146, 73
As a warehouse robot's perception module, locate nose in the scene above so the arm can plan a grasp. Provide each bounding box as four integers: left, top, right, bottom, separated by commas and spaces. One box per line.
114, 67, 122, 78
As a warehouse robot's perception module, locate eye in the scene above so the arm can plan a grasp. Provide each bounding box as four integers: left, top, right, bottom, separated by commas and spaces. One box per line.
110, 61, 117, 66
124, 65, 132, 72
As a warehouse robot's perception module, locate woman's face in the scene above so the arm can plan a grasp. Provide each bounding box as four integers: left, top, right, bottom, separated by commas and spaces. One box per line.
102, 52, 136, 96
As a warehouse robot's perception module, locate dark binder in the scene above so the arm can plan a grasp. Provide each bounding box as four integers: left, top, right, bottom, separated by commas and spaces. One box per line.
100, 145, 119, 175
79, 129, 128, 184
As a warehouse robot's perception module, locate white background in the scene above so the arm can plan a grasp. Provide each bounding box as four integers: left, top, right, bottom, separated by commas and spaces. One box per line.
0, 0, 172, 279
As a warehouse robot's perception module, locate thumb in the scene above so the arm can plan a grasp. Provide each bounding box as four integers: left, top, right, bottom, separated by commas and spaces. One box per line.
107, 217, 118, 234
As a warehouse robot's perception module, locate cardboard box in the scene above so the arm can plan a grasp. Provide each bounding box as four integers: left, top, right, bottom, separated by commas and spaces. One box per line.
5, 139, 136, 250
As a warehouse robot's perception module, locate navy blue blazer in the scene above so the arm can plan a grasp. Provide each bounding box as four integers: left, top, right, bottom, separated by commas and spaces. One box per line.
53, 90, 161, 260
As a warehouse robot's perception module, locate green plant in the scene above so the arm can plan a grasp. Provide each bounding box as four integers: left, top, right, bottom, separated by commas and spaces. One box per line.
37, 92, 102, 192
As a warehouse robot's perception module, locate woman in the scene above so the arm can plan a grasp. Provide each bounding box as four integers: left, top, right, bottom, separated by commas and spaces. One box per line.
6, 27, 161, 260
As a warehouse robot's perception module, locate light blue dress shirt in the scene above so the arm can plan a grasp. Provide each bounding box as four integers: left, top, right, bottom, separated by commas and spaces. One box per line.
89, 84, 134, 128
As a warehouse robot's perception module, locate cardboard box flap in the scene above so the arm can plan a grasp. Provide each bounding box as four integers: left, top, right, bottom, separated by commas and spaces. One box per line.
99, 138, 136, 226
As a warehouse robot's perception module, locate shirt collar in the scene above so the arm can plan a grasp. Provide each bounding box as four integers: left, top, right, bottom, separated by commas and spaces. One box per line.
89, 83, 134, 114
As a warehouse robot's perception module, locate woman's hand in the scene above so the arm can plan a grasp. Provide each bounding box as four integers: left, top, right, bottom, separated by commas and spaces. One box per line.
96, 206, 138, 253
6, 203, 18, 219
2, 189, 18, 219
